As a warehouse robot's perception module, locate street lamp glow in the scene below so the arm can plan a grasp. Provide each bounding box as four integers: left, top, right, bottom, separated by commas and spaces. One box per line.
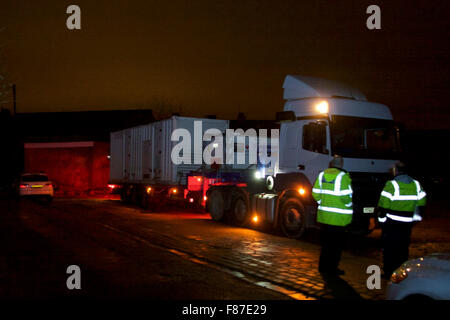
252, 215, 259, 223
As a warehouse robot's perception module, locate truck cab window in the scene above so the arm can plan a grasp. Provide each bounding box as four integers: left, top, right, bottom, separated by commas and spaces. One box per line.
331, 115, 400, 159
302, 121, 328, 154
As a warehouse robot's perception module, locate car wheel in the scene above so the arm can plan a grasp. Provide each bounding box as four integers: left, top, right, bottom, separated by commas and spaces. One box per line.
403, 294, 434, 301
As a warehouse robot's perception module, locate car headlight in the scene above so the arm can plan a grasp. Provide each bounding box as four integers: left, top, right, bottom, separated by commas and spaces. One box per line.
390, 266, 409, 283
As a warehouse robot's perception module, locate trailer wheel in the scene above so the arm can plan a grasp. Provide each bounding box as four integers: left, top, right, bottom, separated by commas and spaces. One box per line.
279, 198, 306, 238
208, 189, 225, 221
120, 186, 130, 203
141, 192, 150, 210
231, 195, 249, 227
130, 186, 138, 204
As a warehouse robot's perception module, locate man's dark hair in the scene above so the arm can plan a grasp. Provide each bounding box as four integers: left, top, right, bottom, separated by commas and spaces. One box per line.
395, 161, 408, 175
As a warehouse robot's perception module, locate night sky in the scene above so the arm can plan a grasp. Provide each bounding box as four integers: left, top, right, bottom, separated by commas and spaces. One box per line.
1, 0, 449, 129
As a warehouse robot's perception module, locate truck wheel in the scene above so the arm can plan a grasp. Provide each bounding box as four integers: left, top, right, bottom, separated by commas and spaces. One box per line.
208, 189, 225, 221
120, 186, 129, 203
279, 198, 306, 238
130, 187, 138, 204
231, 196, 248, 227
141, 192, 150, 210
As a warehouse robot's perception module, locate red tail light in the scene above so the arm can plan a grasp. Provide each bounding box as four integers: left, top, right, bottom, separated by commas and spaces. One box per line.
20, 184, 28, 189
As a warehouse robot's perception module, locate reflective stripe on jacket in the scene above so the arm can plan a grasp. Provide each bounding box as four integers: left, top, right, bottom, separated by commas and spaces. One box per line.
377, 176, 426, 223
312, 168, 353, 227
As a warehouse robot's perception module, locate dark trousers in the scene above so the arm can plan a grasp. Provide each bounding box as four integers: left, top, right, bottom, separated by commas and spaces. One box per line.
381, 219, 413, 277
319, 224, 347, 273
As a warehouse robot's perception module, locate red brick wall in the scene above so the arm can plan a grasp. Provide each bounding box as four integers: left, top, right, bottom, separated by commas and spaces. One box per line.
92, 142, 110, 190
24, 142, 110, 195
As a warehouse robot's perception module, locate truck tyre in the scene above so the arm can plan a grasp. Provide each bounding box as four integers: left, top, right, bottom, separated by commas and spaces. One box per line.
130, 186, 138, 204
279, 198, 306, 238
141, 192, 149, 210
208, 189, 225, 221
120, 186, 129, 203
231, 195, 249, 227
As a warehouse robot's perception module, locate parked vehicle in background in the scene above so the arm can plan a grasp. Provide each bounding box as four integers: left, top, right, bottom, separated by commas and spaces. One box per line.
18, 173, 54, 201
387, 253, 450, 300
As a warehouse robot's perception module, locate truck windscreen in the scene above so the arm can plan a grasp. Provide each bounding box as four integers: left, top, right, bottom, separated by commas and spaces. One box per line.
331, 115, 400, 159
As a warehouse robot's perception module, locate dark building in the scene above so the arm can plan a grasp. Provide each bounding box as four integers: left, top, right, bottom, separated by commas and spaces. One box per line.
4, 109, 156, 193
0, 109, 22, 187
16, 109, 156, 142
24, 141, 110, 196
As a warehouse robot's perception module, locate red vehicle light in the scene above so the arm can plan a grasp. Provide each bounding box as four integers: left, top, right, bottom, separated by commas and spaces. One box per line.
20, 184, 28, 189
187, 176, 203, 191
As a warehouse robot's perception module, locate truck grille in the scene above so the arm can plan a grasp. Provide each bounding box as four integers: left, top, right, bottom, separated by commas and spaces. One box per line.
349, 172, 392, 211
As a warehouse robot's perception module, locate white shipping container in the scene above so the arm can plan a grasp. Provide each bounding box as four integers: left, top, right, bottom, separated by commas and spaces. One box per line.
110, 116, 229, 185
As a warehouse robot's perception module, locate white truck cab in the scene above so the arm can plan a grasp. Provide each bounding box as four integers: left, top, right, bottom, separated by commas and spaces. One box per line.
279, 75, 398, 178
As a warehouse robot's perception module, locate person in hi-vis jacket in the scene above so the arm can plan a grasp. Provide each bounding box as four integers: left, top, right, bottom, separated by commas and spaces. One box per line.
312, 155, 353, 276
377, 161, 426, 278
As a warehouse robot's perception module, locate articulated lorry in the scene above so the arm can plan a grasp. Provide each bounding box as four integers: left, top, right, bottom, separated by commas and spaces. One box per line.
110, 75, 401, 237
205, 75, 401, 237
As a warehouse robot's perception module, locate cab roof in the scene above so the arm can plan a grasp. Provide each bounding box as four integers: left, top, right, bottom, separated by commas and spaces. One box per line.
283, 75, 367, 101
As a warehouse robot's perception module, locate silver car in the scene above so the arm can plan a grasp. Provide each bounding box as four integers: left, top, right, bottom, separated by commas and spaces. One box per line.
387, 253, 450, 300
19, 173, 54, 201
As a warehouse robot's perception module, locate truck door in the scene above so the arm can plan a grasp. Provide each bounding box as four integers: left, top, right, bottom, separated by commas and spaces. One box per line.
297, 119, 331, 183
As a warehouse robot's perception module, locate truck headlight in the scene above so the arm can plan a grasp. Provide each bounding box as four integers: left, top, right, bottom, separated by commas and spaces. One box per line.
315, 101, 329, 114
